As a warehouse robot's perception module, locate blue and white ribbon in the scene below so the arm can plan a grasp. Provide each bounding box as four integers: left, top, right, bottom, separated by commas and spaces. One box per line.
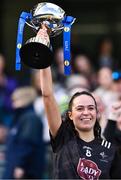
16, 12, 32, 70
62, 16, 75, 75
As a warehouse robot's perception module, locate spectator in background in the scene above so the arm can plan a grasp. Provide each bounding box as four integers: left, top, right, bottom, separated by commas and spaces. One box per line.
53, 47, 67, 87
0, 53, 18, 127
94, 67, 120, 113
0, 124, 8, 178
66, 74, 90, 97
3, 86, 46, 179
72, 54, 92, 76
111, 71, 121, 94
71, 52, 96, 90
95, 36, 117, 70
92, 93, 107, 134
94, 67, 121, 133
94, 66, 113, 96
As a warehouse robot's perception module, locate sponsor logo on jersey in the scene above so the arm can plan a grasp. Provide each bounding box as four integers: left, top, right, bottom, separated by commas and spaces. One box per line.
99, 152, 108, 163
77, 158, 101, 180
100, 152, 108, 159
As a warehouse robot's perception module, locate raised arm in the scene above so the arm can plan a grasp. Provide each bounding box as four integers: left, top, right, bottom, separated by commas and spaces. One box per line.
104, 101, 121, 142
38, 26, 62, 137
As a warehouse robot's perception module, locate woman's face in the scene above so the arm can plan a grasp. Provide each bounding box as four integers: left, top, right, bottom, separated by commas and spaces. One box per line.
69, 95, 97, 132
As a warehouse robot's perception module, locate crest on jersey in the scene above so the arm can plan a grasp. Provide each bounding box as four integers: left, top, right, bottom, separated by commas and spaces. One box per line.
77, 158, 101, 180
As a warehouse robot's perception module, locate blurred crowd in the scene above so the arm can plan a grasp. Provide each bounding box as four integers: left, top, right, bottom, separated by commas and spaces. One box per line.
0, 35, 121, 178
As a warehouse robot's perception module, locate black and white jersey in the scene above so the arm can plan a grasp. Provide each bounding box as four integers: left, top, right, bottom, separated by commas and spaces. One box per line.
104, 119, 121, 146
50, 120, 121, 179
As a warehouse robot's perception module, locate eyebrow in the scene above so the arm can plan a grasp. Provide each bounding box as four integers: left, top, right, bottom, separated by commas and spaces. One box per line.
75, 105, 96, 108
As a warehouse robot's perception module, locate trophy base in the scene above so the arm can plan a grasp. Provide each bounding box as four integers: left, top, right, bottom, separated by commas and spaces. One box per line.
20, 42, 53, 69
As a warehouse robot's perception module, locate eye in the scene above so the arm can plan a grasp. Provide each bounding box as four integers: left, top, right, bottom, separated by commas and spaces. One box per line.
76, 107, 84, 111
88, 106, 95, 111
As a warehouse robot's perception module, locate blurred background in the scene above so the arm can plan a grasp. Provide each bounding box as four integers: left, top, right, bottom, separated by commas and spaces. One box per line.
1, 0, 121, 179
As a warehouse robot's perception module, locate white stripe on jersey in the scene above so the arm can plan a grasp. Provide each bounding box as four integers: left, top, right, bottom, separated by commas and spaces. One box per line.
101, 139, 111, 149
107, 142, 111, 149
104, 141, 108, 147
101, 139, 105, 146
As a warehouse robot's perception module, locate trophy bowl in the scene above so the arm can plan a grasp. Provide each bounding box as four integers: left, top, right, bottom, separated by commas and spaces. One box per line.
19, 2, 65, 69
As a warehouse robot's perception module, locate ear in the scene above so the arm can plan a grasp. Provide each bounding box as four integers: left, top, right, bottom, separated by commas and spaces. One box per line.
68, 111, 73, 121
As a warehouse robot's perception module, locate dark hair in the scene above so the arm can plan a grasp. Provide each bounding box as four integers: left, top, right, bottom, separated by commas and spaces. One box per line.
64, 91, 101, 139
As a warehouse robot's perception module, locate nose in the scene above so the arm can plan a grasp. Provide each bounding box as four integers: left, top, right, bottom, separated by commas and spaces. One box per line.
82, 108, 89, 115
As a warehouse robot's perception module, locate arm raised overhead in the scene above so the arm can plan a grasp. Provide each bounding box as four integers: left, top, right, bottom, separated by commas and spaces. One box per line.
38, 25, 62, 137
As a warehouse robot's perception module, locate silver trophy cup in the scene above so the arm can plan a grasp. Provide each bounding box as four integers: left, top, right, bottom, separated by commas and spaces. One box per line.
20, 2, 65, 69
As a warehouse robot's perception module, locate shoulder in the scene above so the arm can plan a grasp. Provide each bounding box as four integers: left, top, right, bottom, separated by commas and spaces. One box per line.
99, 138, 117, 155
50, 120, 74, 152
100, 138, 112, 149
19, 110, 42, 131
20, 109, 40, 122
51, 119, 73, 140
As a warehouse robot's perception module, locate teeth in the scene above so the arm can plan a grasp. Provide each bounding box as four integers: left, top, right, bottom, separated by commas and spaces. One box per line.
80, 118, 91, 121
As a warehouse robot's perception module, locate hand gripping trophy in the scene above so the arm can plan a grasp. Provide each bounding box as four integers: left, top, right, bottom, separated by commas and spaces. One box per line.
16, 2, 75, 75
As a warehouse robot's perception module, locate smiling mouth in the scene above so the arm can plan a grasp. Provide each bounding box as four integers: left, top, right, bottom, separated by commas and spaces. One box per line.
80, 118, 91, 121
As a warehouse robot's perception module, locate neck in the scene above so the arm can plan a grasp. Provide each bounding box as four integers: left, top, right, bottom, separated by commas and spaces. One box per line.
77, 129, 95, 142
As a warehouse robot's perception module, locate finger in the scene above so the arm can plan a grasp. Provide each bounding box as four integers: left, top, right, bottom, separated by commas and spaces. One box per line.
41, 23, 48, 31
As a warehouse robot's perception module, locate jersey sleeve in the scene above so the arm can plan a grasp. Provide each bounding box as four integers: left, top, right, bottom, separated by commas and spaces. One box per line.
50, 120, 73, 153
110, 149, 121, 179
103, 120, 116, 143
104, 120, 121, 146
